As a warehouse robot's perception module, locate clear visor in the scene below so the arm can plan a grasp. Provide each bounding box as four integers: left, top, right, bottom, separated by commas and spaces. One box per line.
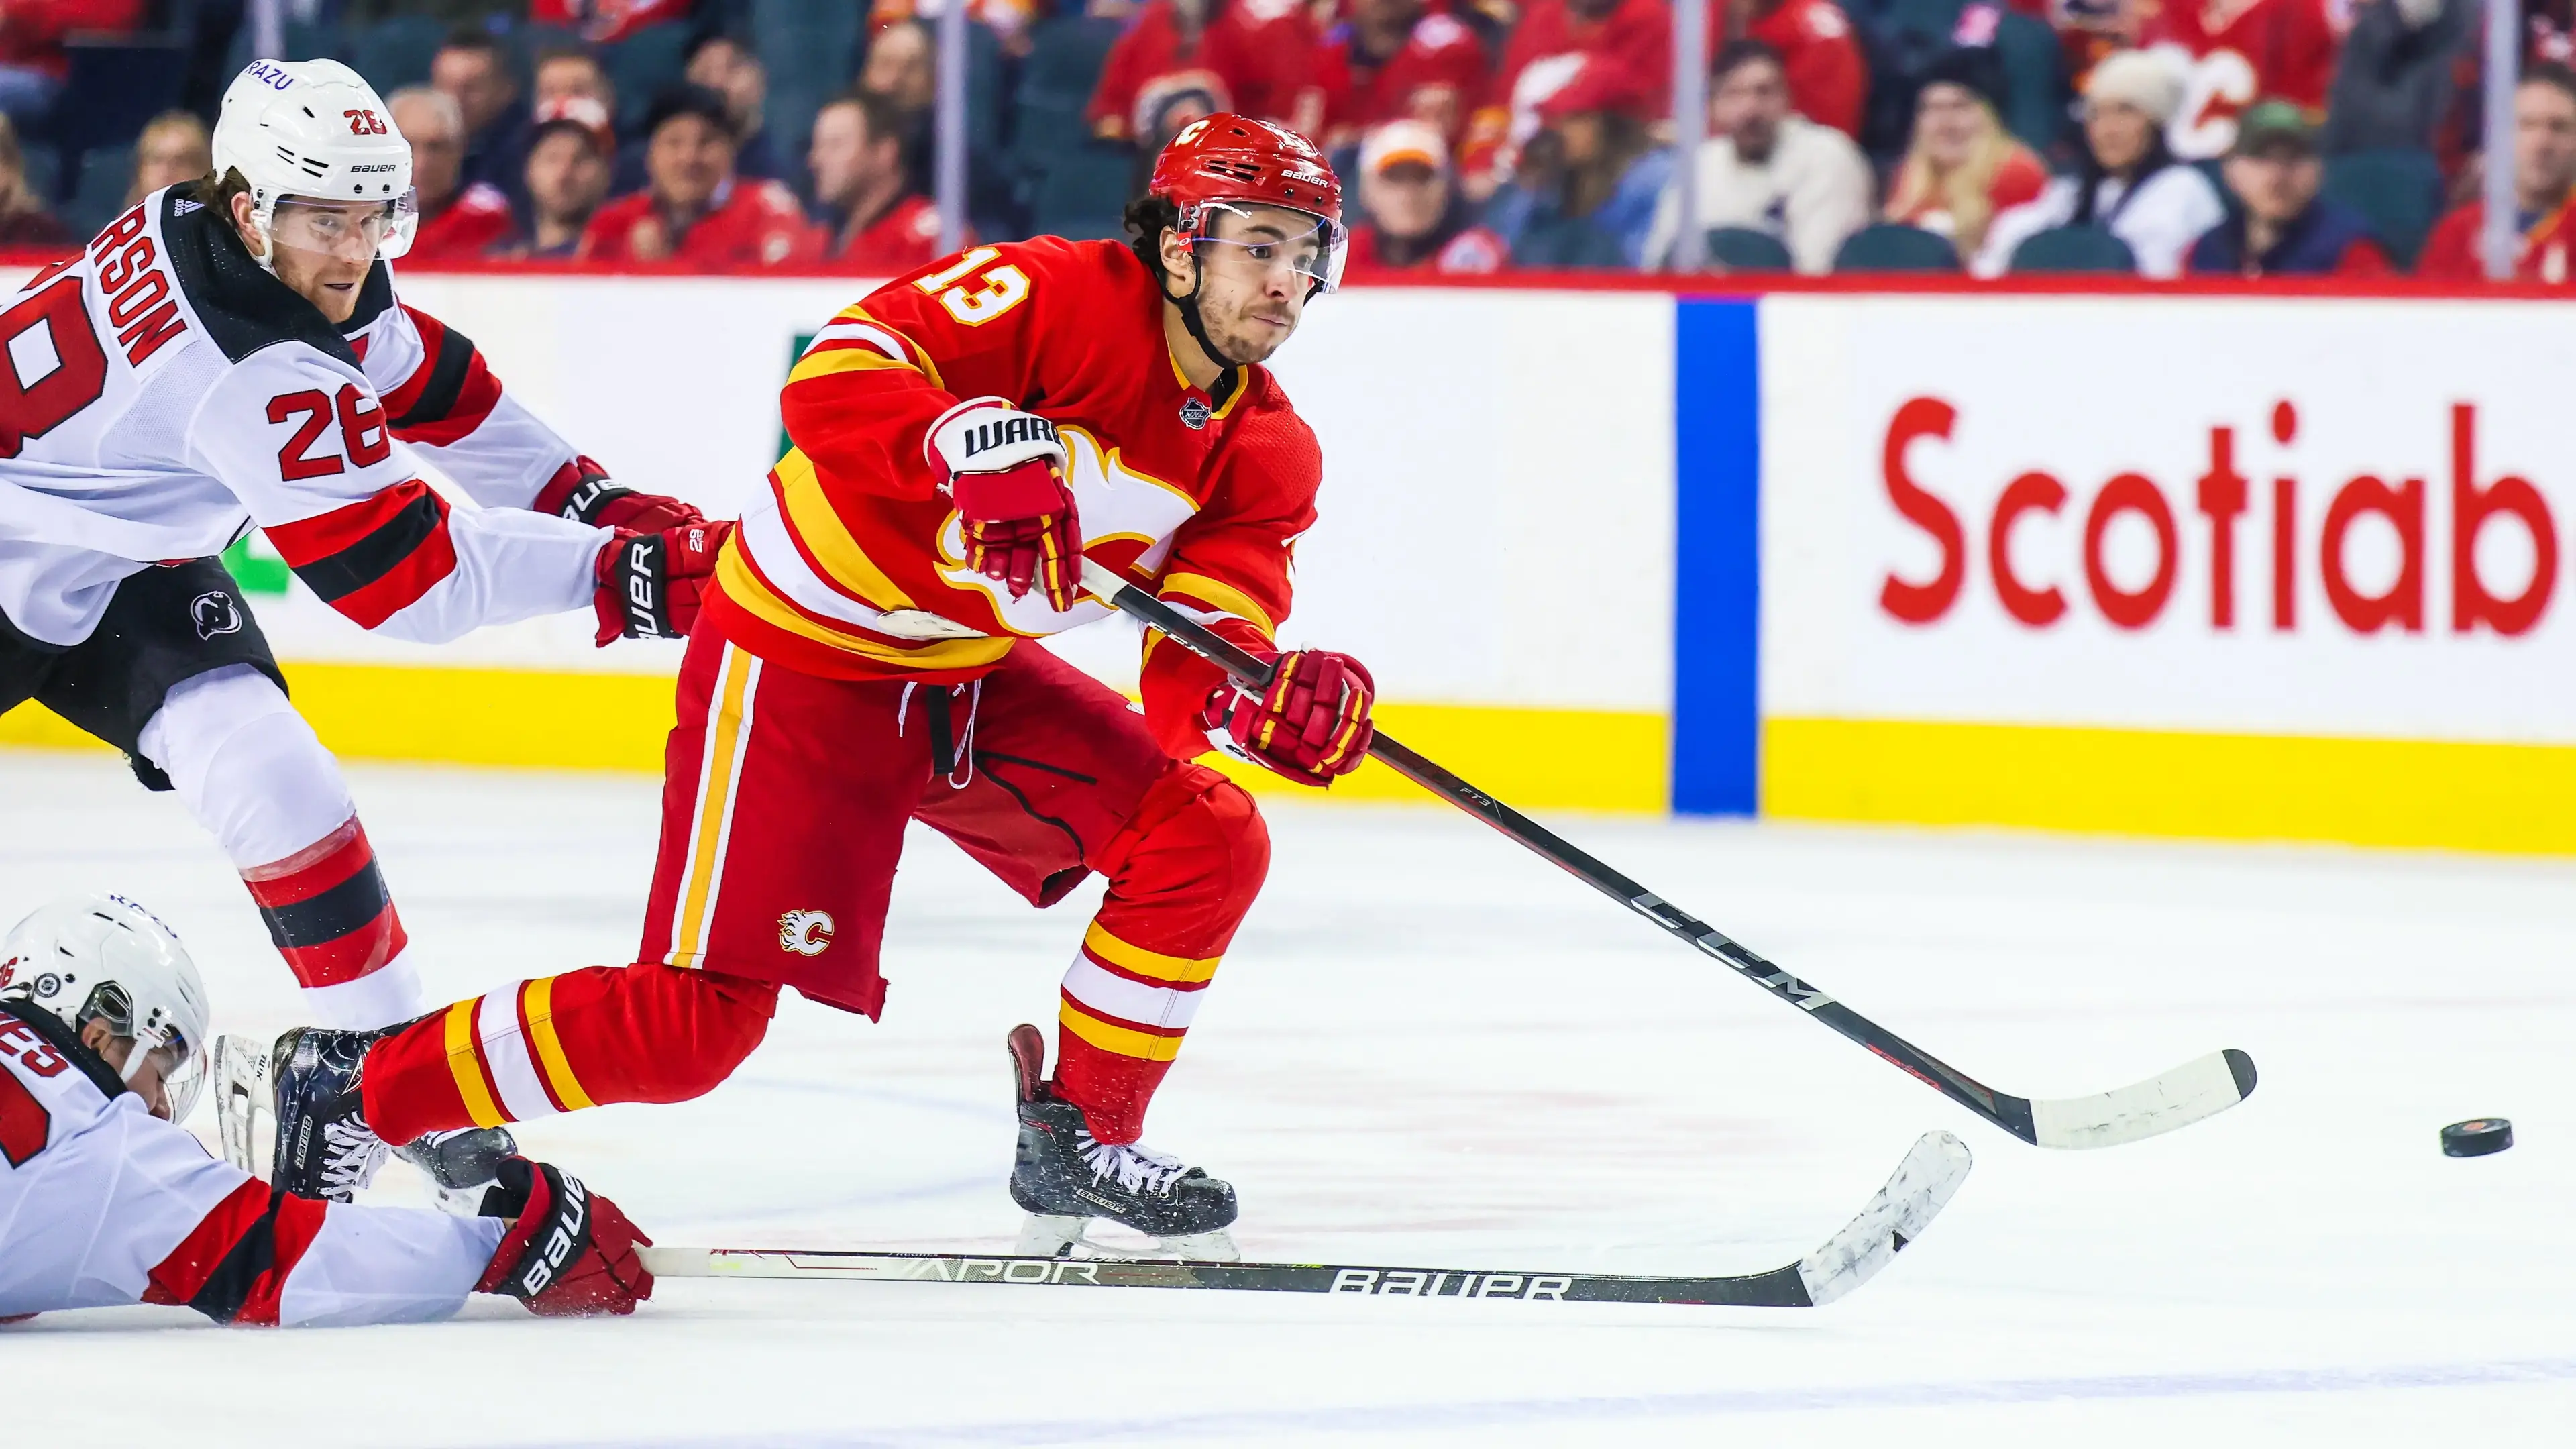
119, 1027, 202, 1124
268, 191, 419, 266
1188, 202, 1348, 296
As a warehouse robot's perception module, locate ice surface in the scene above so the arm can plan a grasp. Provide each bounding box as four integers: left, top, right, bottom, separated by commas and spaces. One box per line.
3, 750, 2570, 1446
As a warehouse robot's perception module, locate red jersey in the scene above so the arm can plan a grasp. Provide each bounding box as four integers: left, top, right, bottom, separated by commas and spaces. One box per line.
1089, 0, 1324, 142
1741, 0, 1868, 139
529, 0, 691, 44
0, 0, 142, 80
712, 238, 1322, 763
830, 193, 952, 274
2141, 0, 2347, 159
405, 182, 516, 263
580, 179, 822, 270
2416, 198, 2576, 285
1312, 9, 1490, 148
1463, 0, 1671, 178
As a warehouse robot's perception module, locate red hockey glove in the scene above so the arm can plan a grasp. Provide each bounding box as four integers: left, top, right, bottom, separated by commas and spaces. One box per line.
474, 1157, 655, 1317
1203, 649, 1377, 786
534, 455, 704, 534
594, 519, 733, 645
929, 398, 1081, 612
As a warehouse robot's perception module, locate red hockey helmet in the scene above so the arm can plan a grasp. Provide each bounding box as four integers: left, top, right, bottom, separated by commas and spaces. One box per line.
1148, 115, 1348, 295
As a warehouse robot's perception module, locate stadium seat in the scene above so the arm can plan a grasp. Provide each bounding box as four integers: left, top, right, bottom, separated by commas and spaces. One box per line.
1832, 223, 1960, 272
2324, 148, 2443, 269
1704, 226, 1795, 272
603, 23, 694, 135
47, 40, 189, 165
2007, 223, 2138, 274
347, 16, 445, 95
1014, 15, 1122, 165
750, 0, 861, 196
22, 142, 60, 207
64, 144, 134, 242
224, 17, 345, 75
1030, 142, 1138, 242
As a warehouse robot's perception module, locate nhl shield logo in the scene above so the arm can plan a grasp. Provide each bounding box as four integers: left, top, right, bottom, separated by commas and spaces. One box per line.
190, 591, 243, 640
1178, 394, 1212, 430
778, 910, 835, 957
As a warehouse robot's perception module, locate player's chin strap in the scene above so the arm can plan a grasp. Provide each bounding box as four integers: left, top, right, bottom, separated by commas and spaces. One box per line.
1173, 253, 1252, 372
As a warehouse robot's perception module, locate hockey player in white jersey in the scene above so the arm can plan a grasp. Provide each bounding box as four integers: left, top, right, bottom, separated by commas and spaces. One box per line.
0, 894, 654, 1327
0, 61, 723, 1203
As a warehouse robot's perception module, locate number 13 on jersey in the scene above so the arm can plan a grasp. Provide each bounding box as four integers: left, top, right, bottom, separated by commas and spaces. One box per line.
913, 248, 1030, 327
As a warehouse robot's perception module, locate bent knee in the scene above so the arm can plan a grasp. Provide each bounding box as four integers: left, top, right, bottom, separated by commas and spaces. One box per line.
1109, 763, 1271, 898
602, 963, 778, 1104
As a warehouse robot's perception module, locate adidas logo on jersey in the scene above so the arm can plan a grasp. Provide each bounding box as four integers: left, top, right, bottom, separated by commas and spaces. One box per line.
172, 198, 201, 215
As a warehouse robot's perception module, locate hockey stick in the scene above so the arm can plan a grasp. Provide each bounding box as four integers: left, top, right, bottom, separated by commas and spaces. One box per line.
1079, 559, 2255, 1150
640, 1130, 1968, 1307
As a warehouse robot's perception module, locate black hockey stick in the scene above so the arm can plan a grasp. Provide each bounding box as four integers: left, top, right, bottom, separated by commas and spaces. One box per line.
641, 1130, 1968, 1307
1077, 560, 2256, 1150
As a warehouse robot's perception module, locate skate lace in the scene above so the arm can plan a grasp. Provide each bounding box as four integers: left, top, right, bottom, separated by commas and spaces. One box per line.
319, 1118, 388, 1196
1075, 1130, 1188, 1197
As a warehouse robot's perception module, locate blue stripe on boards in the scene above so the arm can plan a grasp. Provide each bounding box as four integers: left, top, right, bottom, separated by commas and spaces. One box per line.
1672, 299, 1762, 816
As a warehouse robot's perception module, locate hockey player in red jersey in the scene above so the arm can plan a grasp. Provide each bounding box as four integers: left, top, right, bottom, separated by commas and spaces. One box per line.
246, 116, 1376, 1260
0, 60, 720, 1208
2141, 0, 2347, 159
0, 894, 652, 1326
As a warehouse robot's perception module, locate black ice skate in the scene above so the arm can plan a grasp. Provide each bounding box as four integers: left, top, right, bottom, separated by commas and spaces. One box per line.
396, 1126, 519, 1215
268, 1025, 393, 1204
1004, 1022, 1239, 1261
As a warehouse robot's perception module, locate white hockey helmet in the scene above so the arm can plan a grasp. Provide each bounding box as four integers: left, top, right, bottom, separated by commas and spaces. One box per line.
211, 58, 418, 268
0, 895, 213, 1123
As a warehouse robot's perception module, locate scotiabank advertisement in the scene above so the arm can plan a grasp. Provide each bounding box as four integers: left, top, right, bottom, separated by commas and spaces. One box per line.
1756, 294, 2576, 852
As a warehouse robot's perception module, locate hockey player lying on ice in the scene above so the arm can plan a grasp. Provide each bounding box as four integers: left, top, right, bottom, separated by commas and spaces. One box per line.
0, 60, 722, 1212
235, 115, 1379, 1261
0, 895, 651, 1327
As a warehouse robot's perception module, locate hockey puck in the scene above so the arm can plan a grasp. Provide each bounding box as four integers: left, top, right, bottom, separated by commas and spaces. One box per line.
2440, 1118, 2514, 1157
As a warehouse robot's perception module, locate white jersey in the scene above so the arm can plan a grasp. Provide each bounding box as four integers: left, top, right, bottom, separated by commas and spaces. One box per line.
0, 186, 605, 647
0, 1004, 501, 1327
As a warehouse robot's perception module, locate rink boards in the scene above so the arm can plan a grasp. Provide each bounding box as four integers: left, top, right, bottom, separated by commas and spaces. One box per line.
5, 271, 2575, 851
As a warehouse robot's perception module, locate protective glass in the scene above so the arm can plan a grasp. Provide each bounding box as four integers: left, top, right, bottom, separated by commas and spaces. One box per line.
1189, 202, 1348, 296
269, 191, 419, 266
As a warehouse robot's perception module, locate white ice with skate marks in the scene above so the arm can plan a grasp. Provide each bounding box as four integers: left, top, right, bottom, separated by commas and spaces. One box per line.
5, 753, 2575, 1448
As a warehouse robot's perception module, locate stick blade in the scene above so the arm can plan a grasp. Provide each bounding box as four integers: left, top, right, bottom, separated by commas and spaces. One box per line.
2025, 1048, 2257, 1150
1794, 1130, 1972, 1307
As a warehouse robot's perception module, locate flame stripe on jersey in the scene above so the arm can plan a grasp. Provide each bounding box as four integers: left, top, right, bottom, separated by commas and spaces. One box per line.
262, 479, 460, 629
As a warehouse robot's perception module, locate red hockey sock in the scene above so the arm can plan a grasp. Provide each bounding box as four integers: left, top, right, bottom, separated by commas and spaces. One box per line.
360, 962, 779, 1145
241, 817, 407, 991
1054, 763, 1269, 1144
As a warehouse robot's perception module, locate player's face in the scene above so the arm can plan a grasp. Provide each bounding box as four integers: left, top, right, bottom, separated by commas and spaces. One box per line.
82, 1028, 181, 1122
236, 194, 390, 324
1185, 205, 1336, 363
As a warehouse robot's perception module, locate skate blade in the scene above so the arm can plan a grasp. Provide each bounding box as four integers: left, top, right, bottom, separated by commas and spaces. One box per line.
1014, 1215, 1240, 1263
209, 1034, 274, 1181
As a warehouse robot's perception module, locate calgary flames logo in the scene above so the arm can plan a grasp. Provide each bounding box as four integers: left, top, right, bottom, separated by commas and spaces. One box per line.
778, 910, 835, 957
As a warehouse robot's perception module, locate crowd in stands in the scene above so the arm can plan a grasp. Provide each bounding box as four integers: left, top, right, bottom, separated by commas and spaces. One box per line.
2, 0, 2575, 282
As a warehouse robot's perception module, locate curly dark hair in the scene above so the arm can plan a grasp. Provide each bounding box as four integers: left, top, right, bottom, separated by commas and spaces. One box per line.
1124, 193, 1180, 288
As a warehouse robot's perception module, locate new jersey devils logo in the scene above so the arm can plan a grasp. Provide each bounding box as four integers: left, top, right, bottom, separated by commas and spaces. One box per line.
779, 910, 835, 957
190, 591, 242, 640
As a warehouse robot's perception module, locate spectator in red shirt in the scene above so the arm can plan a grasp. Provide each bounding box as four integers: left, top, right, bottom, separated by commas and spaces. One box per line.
2420, 64, 2576, 282
811, 91, 952, 272
1347, 119, 1509, 272
389, 86, 518, 261
2187, 101, 2390, 275
582, 85, 822, 269
502, 97, 616, 261
533, 0, 694, 45
2140, 0, 2345, 160
1462, 0, 1671, 192
1727, 0, 1867, 139
1088, 0, 1323, 147
1882, 46, 2049, 261
1313, 0, 1490, 152
0, 0, 141, 128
